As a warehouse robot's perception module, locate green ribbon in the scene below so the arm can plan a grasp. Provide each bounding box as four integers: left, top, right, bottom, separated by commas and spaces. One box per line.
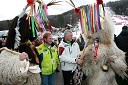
31, 16, 36, 37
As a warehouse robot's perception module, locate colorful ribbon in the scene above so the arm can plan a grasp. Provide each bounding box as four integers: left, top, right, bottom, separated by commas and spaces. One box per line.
79, 4, 105, 35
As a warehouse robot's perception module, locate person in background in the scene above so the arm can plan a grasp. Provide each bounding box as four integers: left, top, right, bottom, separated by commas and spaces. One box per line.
36, 31, 59, 85
58, 37, 62, 45
114, 25, 128, 85
77, 34, 85, 51
0, 40, 2, 48
58, 30, 83, 85
115, 25, 128, 64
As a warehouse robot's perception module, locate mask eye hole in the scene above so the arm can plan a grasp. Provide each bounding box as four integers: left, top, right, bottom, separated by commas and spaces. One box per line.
95, 38, 99, 42
87, 36, 92, 39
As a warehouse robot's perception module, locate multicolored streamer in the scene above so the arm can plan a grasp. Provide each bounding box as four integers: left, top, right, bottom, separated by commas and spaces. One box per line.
79, 4, 105, 35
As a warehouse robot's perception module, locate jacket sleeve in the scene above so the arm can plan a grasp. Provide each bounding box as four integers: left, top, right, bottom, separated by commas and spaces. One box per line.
76, 42, 81, 56
59, 54, 77, 63
58, 43, 77, 64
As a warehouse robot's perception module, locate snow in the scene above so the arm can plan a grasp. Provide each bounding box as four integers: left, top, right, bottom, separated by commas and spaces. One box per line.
112, 15, 128, 36
0, 30, 8, 36
105, 7, 128, 36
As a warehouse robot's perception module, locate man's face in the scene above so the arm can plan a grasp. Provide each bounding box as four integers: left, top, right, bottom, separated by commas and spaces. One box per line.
66, 32, 73, 41
45, 35, 53, 45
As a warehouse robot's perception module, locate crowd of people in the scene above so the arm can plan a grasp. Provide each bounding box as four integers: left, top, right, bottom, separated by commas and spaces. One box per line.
0, 23, 128, 85
34, 29, 84, 85
35, 25, 128, 85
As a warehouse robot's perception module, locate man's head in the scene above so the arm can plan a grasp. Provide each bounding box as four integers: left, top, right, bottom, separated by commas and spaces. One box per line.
43, 31, 53, 45
64, 30, 73, 42
122, 26, 128, 30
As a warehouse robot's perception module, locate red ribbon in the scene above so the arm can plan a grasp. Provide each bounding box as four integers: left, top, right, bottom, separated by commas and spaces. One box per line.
94, 45, 99, 60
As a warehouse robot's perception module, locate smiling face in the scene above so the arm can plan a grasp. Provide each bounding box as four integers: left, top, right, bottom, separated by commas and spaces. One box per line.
43, 31, 53, 45
45, 34, 53, 45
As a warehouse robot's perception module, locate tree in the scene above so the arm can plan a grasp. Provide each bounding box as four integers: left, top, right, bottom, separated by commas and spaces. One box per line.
106, 0, 128, 16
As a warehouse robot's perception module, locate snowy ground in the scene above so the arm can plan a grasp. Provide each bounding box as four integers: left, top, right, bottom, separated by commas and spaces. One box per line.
104, 7, 128, 36
112, 15, 128, 36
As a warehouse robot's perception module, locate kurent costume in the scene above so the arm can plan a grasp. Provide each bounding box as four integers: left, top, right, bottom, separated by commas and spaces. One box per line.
0, 47, 41, 85
81, 14, 127, 85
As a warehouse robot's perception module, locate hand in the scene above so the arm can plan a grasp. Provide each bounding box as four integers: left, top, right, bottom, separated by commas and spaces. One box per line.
107, 57, 114, 62
30, 44, 35, 49
79, 54, 85, 60
19, 52, 28, 61
76, 58, 83, 65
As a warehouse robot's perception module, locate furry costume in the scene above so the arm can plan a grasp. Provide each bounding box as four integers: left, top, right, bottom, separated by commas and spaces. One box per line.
81, 14, 127, 85
0, 48, 41, 85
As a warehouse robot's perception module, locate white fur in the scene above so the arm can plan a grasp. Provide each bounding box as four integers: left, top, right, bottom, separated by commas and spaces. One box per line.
82, 13, 127, 85
0, 50, 41, 85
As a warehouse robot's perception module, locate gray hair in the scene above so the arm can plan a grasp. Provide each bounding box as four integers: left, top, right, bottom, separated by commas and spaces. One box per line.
64, 30, 72, 37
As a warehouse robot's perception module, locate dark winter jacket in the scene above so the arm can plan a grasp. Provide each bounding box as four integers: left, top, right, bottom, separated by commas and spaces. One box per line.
115, 28, 128, 52
115, 26, 128, 85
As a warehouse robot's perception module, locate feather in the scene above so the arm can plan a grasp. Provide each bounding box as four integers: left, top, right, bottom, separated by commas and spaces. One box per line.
65, 0, 74, 7
47, 1, 62, 6
14, 26, 21, 49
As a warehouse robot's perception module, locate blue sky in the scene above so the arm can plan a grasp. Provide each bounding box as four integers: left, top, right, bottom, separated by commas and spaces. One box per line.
0, 0, 117, 20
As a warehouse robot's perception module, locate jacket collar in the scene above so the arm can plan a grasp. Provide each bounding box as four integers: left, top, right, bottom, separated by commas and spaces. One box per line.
63, 39, 75, 46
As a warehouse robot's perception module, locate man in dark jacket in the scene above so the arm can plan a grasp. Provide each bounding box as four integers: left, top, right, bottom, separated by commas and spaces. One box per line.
115, 25, 128, 63
114, 25, 128, 85
115, 26, 128, 53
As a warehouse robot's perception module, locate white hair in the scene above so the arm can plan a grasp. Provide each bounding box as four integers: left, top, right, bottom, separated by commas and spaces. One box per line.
64, 30, 72, 38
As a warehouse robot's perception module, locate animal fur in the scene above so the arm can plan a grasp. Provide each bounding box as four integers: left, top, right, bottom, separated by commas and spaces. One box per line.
0, 13, 41, 85
81, 14, 127, 85
0, 49, 41, 85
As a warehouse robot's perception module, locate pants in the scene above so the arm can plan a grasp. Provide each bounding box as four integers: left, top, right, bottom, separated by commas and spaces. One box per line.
41, 72, 56, 85
62, 70, 74, 85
